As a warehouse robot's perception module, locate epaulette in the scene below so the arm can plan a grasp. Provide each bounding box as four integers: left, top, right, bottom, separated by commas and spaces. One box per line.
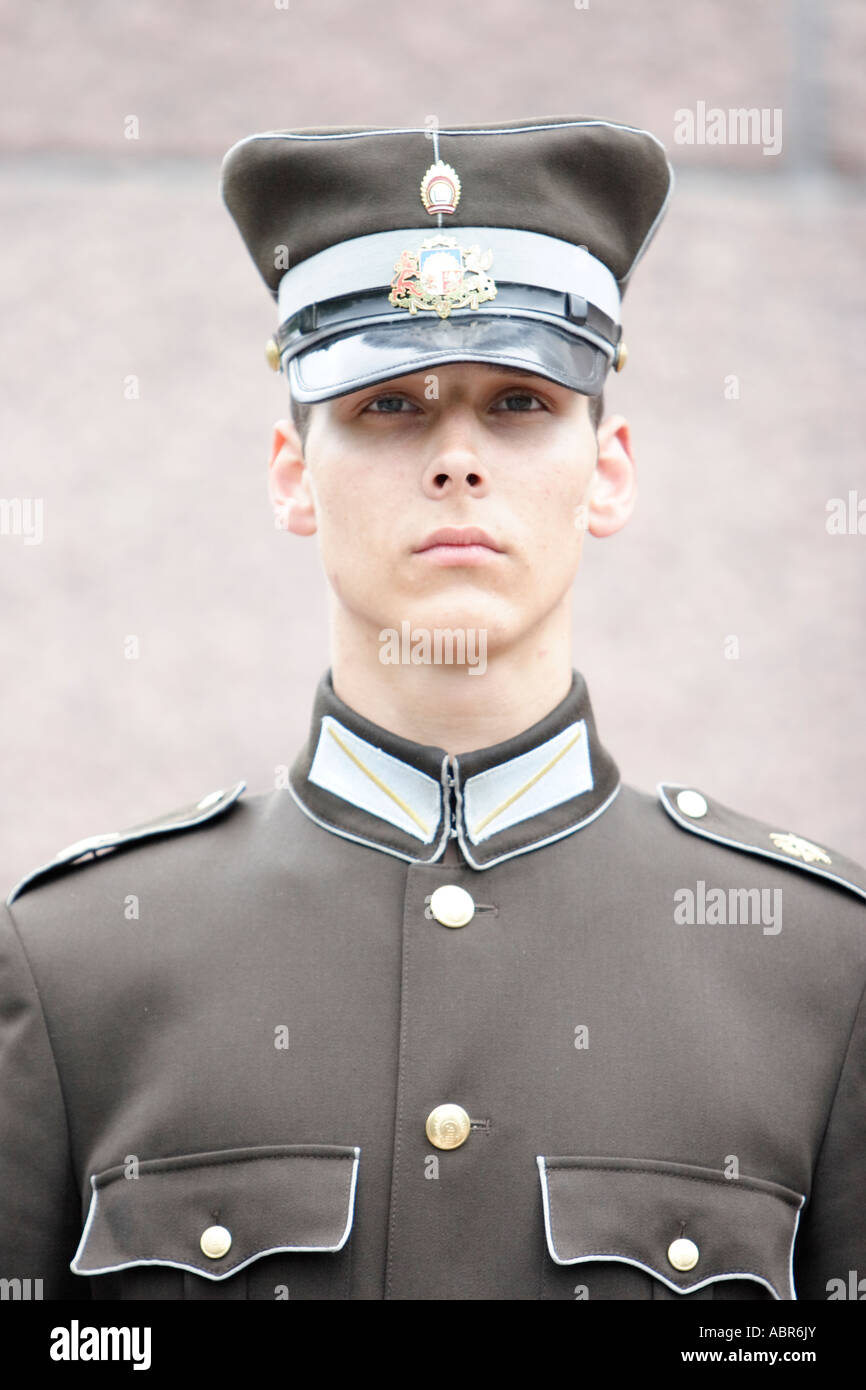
658, 782, 866, 905
6, 781, 246, 907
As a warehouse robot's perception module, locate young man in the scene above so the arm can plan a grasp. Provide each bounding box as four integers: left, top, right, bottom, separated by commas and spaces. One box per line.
1, 118, 864, 1303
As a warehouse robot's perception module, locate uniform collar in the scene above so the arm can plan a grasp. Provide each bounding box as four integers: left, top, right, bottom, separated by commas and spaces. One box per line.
288, 669, 620, 870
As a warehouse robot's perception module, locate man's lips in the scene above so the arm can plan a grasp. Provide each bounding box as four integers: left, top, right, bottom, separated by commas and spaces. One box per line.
413, 527, 503, 564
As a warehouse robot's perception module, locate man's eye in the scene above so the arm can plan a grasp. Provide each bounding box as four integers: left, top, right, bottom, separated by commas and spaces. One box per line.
493, 392, 545, 412
364, 395, 416, 413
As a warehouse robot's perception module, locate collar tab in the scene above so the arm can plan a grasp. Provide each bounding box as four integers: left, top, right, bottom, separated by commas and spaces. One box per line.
290, 671, 619, 869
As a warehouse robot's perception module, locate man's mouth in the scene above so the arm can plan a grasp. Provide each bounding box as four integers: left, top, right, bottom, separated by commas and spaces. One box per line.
413, 527, 504, 566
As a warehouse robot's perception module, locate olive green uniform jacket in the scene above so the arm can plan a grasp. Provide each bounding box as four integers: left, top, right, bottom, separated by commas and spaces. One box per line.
1, 671, 864, 1300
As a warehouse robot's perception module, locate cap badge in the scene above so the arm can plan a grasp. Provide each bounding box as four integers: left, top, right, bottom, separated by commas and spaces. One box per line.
388, 235, 497, 319
769, 831, 832, 866
420, 160, 461, 215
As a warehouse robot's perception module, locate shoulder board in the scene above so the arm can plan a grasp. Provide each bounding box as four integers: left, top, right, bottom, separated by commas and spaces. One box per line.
658, 782, 866, 905
6, 781, 246, 907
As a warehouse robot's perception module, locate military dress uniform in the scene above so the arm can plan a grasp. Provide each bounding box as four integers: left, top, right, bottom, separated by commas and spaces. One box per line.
1, 118, 865, 1301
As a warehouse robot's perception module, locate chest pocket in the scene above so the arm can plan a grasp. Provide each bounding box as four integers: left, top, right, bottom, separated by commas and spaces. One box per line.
536, 1155, 804, 1301
73, 1143, 359, 1300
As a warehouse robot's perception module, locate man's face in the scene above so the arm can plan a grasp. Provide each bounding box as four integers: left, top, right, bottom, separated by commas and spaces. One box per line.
273, 362, 630, 661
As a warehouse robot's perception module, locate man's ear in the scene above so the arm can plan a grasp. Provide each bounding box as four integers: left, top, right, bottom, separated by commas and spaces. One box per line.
268, 418, 317, 536
585, 414, 637, 539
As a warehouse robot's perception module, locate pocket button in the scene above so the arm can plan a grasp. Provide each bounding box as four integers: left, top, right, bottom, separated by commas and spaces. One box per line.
200, 1225, 233, 1259
667, 1237, 699, 1272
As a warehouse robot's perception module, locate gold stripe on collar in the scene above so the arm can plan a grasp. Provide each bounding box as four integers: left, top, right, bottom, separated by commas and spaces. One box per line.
470, 728, 583, 838
327, 724, 432, 836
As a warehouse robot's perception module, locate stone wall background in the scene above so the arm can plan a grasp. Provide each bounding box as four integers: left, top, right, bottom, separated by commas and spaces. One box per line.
1, 0, 864, 891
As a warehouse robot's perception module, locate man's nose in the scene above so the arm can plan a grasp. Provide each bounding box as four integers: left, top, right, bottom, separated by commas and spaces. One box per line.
420, 413, 490, 497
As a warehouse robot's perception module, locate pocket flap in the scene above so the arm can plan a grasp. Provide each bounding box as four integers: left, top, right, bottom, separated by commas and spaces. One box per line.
73, 1143, 360, 1281
537, 1155, 804, 1300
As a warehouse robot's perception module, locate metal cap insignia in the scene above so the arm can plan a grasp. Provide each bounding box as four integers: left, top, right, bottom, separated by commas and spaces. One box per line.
420, 160, 461, 215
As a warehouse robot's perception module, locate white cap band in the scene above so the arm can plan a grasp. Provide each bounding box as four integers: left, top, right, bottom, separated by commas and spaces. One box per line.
276, 226, 621, 327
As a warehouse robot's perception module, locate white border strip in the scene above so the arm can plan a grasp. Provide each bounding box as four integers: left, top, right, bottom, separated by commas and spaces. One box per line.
286, 761, 453, 867
222, 117, 670, 155
455, 780, 621, 870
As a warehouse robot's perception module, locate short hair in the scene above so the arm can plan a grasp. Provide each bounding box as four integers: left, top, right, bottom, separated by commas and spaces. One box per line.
290, 385, 605, 449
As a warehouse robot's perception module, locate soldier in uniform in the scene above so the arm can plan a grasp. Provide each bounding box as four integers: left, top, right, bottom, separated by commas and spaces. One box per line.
1, 117, 864, 1303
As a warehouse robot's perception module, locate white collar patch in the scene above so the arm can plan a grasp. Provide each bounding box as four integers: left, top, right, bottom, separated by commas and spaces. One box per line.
308, 715, 443, 844
462, 720, 593, 844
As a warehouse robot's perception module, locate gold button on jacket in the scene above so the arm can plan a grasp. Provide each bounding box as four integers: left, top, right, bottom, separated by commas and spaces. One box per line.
426, 1103, 471, 1150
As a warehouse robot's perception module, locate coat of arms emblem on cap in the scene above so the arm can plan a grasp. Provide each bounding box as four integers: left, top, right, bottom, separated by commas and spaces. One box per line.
420, 160, 461, 215
389, 235, 497, 319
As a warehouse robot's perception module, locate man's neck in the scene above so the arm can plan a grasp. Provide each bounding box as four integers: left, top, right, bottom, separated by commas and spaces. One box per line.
328, 605, 574, 756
